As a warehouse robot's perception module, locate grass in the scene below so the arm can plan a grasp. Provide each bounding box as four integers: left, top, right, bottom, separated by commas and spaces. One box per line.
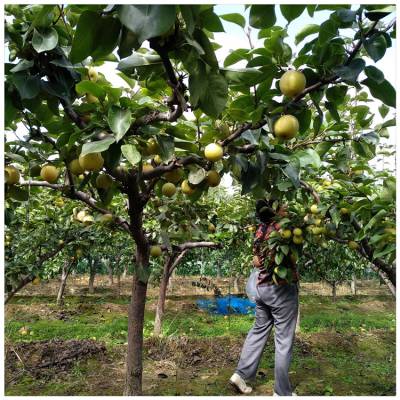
6, 294, 395, 344
5, 292, 396, 396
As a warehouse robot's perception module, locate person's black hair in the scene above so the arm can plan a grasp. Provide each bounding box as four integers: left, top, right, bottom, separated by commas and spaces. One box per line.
255, 199, 276, 223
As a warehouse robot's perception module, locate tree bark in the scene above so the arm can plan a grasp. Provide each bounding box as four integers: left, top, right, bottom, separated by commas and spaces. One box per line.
88, 260, 96, 294
233, 276, 240, 293
332, 281, 337, 302
124, 267, 148, 395
57, 260, 73, 306
350, 274, 357, 296
370, 263, 396, 297
124, 177, 150, 396
117, 273, 121, 298
123, 264, 128, 279
154, 250, 187, 336
5, 275, 34, 305
154, 257, 172, 336
104, 259, 113, 286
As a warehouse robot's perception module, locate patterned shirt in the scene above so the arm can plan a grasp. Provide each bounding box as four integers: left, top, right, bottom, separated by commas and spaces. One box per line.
253, 222, 299, 286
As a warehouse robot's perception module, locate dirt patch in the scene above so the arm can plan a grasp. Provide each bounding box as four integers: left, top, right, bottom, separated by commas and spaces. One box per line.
356, 299, 395, 314
5, 339, 106, 385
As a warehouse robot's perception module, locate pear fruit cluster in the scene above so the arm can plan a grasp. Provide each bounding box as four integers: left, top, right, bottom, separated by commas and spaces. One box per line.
274, 70, 306, 141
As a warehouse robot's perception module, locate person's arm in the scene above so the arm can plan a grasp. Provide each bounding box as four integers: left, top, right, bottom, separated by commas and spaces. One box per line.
252, 224, 266, 269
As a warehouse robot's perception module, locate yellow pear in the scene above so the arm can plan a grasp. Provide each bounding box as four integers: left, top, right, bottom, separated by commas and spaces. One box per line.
204, 143, 224, 162
279, 70, 306, 97
87, 66, 98, 82
5, 165, 20, 185
206, 170, 221, 187
181, 179, 195, 195
150, 245, 162, 257
40, 165, 59, 183
96, 173, 113, 189
162, 182, 176, 197
79, 152, 104, 172
164, 169, 183, 183
69, 159, 84, 175
274, 115, 299, 140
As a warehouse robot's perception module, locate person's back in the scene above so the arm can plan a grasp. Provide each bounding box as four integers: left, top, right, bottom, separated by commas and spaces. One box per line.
229, 200, 299, 396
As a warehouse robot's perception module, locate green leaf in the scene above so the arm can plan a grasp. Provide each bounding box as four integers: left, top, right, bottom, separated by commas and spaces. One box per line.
292, 149, 321, 169
351, 140, 374, 159
81, 137, 116, 157
199, 8, 224, 32
32, 28, 58, 53
121, 144, 141, 166
364, 66, 384, 83
91, 17, 121, 60
295, 24, 320, 45
179, 6, 201, 35
75, 80, 106, 98
117, 52, 162, 72
193, 28, 219, 69
118, 5, 176, 44
189, 71, 228, 118
12, 72, 40, 100
326, 85, 347, 105
282, 161, 300, 188
378, 104, 389, 119
333, 58, 365, 82
315, 141, 334, 157
318, 19, 338, 43
364, 33, 387, 62
70, 11, 121, 63
373, 243, 395, 259
7, 186, 29, 202
157, 135, 175, 161
275, 265, 288, 278
249, 5, 276, 29
365, 6, 395, 21
107, 106, 132, 142
188, 168, 206, 185
220, 13, 246, 28
362, 78, 396, 108
222, 67, 264, 85
223, 48, 249, 68
280, 5, 305, 24
9, 59, 34, 73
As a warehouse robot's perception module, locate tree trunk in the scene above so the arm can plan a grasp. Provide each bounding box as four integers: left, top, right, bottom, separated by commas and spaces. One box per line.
124, 269, 148, 395
57, 261, 72, 306
350, 274, 357, 296
5, 275, 34, 305
123, 265, 128, 279
168, 268, 176, 293
371, 264, 396, 297
88, 261, 96, 294
233, 276, 240, 293
117, 273, 121, 298
216, 263, 221, 278
332, 282, 337, 302
154, 258, 172, 336
105, 259, 113, 286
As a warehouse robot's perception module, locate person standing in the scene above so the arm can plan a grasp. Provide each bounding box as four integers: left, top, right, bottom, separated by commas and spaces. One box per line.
229, 199, 299, 396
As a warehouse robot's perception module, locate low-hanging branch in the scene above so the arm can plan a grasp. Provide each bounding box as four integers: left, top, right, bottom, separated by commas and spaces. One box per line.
5, 236, 74, 305
19, 180, 131, 233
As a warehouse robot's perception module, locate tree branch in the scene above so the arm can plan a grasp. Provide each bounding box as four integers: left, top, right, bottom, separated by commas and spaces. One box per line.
19, 180, 131, 233
142, 155, 207, 180
300, 180, 320, 204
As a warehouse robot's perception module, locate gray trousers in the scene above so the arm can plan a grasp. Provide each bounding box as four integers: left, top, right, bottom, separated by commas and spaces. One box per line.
236, 282, 299, 396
